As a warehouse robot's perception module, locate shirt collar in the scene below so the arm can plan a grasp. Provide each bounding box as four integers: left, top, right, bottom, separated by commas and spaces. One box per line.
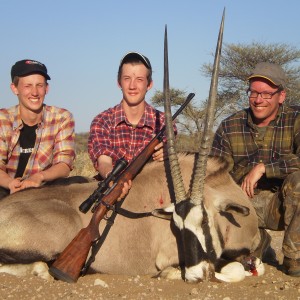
13, 104, 46, 130
13, 105, 23, 130
113, 101, 157, 129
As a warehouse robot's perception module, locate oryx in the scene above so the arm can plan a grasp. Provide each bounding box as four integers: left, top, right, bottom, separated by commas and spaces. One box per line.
0, 10, 263, 283
153, 10, 263, 282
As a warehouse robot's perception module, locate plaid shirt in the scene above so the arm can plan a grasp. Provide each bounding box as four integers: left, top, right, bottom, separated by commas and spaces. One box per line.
210, 105, 300, 185
0, 104, 75, 179
88, 102, 170, 167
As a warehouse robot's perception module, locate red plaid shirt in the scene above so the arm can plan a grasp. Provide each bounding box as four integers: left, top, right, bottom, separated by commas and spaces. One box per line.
88, 102, 171, 167
0, 104, 75, 179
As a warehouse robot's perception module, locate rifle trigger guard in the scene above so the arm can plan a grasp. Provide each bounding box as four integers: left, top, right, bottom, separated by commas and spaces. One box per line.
104, 206, 116, 221
99, 199, 115, 218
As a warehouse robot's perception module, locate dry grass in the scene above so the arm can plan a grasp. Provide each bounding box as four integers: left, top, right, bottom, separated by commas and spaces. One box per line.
70, 151, 96, 177
71, 132, 198, 178
71, 133, 96, 177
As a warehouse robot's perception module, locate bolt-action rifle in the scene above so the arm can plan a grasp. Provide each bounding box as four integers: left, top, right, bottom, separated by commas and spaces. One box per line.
79, 157, 129, 214
48, 92, 195, 283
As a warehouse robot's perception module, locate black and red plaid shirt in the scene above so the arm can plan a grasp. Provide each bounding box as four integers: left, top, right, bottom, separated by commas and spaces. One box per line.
88, 102, 171, 168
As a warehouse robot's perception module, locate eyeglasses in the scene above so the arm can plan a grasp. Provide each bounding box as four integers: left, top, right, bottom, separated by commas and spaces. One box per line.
247, 89, 281, 100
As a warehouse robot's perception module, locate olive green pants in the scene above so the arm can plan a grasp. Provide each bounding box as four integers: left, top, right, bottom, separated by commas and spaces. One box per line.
252, 171, 300, 260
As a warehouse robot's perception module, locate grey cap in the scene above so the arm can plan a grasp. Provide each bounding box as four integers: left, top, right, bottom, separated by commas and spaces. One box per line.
248, 62, 286, 89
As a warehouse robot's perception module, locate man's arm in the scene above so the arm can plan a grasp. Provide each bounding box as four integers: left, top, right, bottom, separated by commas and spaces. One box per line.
0, 169, 22, 193
18, 162, 71, 191
96, 155, 131, 199
263, 115, 300, 179
17, 109, 75, 192
51, 110, 76, 169
88, 112, 121, 168
96, 155, 113, 179
210, 123, 258, 197
241, 163, 265, 198
210, 124, 235, 169
0, 161, 71, 194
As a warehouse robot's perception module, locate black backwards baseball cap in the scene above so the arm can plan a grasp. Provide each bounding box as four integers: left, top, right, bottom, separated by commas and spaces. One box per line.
119, 52, 152, 70
248, 62, 286, 89
11, 59, 51, 81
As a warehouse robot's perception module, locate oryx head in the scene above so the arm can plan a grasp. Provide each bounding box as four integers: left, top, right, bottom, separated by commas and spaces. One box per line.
163, 10, 225, 282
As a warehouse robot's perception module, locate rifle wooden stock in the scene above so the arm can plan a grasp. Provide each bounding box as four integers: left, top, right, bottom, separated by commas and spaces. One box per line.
48, 227, 95, 283
49, 93, 195, 283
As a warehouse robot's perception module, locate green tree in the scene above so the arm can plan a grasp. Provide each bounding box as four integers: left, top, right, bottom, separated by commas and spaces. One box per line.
151, 88, 204, 136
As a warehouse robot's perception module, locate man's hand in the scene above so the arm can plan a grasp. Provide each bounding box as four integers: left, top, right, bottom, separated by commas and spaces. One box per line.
8, 178, 22, 194
241, 163, 265, 198
152, 142, 166, 162
18, 172, 45, 191
118, 180, 132, 200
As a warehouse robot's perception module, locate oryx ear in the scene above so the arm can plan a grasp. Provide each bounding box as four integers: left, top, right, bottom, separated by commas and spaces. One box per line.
152, 203, 175, 220
220, 202, 250, 216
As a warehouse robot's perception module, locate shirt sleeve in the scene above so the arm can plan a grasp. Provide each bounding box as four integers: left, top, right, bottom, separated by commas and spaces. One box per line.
265, 115, 300, 179
52, 110, 76, 169
210, 124, 235, 170
88, 113, 119, 167
0, 118, 8, 173
0, 109, 15, 174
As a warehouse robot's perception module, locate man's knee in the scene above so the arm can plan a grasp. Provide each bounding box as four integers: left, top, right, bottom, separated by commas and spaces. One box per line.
282, 171, 300, 205
252, 190, 277, 228
252, 189, 284, 230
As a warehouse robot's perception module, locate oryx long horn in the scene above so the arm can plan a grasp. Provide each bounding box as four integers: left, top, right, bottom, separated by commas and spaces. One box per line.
190, 9, 225, 205
163, 25, 187, 203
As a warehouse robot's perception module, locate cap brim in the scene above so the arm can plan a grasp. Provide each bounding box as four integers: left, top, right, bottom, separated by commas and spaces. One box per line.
248, 75, 277, 86
19, 71, 51, 80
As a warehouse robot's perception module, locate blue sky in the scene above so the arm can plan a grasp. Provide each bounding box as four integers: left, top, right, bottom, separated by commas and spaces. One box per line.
0, 0, 299, 133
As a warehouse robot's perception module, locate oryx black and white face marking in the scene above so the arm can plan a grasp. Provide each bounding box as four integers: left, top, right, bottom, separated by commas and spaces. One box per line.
173, 199, 223, 282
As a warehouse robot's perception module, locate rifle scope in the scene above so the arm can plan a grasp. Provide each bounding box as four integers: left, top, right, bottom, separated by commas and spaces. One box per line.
79, 158, 128, 213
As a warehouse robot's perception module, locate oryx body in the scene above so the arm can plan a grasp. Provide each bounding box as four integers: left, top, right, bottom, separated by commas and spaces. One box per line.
0, 11, 263, 283
0, 154, 261, 282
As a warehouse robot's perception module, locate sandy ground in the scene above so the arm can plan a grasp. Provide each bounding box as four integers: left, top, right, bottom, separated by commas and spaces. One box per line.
0, 231, 299, 300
